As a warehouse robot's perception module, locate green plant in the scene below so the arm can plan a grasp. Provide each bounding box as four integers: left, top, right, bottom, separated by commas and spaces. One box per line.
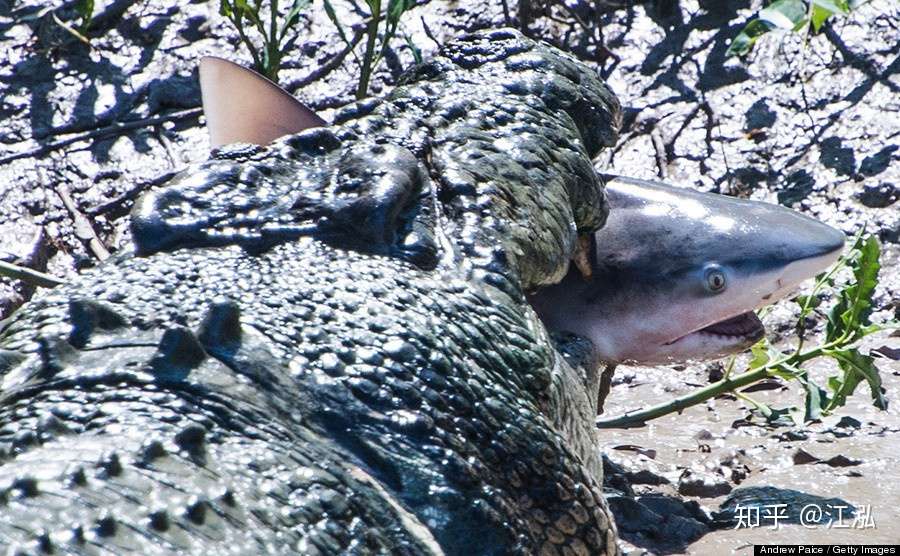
402, 31, 423, 65
38, 0, 94, 46
74, 0, 94, 34
597, 232, 897, 429
322, 0, 415, 99
727, 0, 871, 57
219, 0, 310, 82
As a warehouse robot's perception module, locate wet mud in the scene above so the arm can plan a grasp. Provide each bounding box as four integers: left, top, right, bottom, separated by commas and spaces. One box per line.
1, 0, 898, 554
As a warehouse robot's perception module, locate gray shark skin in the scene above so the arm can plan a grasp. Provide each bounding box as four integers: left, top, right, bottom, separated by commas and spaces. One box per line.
530, 175, 845, 365
0, 30, 623, 555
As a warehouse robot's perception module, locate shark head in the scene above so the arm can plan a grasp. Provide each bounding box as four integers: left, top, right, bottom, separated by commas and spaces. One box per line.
529, 175, 846, 365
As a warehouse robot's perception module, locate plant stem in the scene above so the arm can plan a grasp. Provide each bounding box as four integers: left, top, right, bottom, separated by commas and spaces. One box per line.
357, 0, 382, 99
232, 14, 262, 72
596, 343, 836, 429
796, 246, 849, 351
267, 0, 280, 80
722, 355, 736, 381
596, 365, 769, 428
51, 11, 91, 46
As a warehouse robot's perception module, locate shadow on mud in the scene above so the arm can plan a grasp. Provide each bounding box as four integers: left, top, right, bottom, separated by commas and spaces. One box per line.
606, 479, 857, 554
0, 0, 199, 163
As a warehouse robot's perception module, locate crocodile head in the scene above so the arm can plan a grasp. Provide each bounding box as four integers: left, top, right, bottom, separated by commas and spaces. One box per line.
194, 58, 844, 370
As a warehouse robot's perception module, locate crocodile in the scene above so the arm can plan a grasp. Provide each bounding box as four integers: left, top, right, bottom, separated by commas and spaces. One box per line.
195, 56, 846, 369
0, 29, 623, 555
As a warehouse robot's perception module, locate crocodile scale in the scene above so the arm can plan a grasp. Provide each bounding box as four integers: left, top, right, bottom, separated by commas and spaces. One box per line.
0, 29, 621, 555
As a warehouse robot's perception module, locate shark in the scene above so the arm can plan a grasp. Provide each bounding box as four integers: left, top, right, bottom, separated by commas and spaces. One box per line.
198, 56, 846, 367
529, 175, 845, 365
198, 56, 324, 148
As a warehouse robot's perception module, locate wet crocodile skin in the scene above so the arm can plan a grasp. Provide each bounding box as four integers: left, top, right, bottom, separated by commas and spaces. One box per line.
0, 29, 621, 555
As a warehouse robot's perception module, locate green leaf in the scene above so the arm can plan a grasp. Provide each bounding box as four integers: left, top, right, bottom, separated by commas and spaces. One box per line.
827, 348, 887, 410
727, 18, 775, 56
794, 294, 821, 309
75, 0, 94, 20
728, 0, 814, 56
809, 0, 851, 33
220, 0, 233, 17
827, 364, 862, 409
804, 379, 828, 421
728, 0, 868, 57
826, 235, 880, 343
386, 0, 412, 27
810, 4, 833, 32
759, 0, 809, 31
755, 405, 804, 426
816, 269, 838, 288
404, 32, 422, 65
793, 294, 823, 321
827, 375, 842, 394
284, 0, 310, 30
748, 339, 773, 369
233, 0, 263, 30
742, 395, 774, 419
322, 0, 353, 50
812, 0, 850, 15
74, 0, 94, 31
767, 363, 800, 382
861, 321, 900, 336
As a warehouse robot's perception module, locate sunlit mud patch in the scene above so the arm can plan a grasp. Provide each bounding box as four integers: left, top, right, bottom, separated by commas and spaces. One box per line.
599, 331, 900, 554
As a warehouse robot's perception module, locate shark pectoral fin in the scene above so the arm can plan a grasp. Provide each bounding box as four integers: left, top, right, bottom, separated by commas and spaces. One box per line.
573, 233, 594, 281
199, 56, 326, 149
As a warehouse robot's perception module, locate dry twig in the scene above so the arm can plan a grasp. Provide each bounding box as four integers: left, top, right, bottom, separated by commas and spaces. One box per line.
0, 108, 201, 166
57, 185, 110, 261
0, 261, 64, 288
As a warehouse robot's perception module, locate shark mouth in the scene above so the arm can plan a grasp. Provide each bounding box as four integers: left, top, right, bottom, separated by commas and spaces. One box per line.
696, 311, 765, 340
666, 311, 765, 345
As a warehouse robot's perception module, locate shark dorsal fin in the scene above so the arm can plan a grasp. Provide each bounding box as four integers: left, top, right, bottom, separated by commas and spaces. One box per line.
199, 56, 325, 148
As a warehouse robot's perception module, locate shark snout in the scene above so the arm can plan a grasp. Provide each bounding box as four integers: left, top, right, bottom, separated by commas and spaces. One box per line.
795, 215, 846, 261
777, 208, 846, 261
820, 222, 846, 257
760, 217, 845, 306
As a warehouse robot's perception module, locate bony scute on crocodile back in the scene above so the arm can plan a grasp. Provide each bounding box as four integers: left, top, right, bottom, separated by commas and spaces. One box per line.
0, 29, 625, 555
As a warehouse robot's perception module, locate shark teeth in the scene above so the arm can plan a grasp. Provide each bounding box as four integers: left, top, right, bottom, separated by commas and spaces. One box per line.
698, 311, 765, 340
663, 311, 765, 346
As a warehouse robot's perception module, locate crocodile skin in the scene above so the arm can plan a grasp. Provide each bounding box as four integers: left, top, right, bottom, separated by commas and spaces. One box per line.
0, 29, 621, 555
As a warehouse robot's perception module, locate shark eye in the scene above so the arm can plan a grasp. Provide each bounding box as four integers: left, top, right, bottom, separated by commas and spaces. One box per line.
704, 266, 727, 293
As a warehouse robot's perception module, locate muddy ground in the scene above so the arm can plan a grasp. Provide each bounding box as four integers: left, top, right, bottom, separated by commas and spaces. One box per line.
1, 0, 898, 554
